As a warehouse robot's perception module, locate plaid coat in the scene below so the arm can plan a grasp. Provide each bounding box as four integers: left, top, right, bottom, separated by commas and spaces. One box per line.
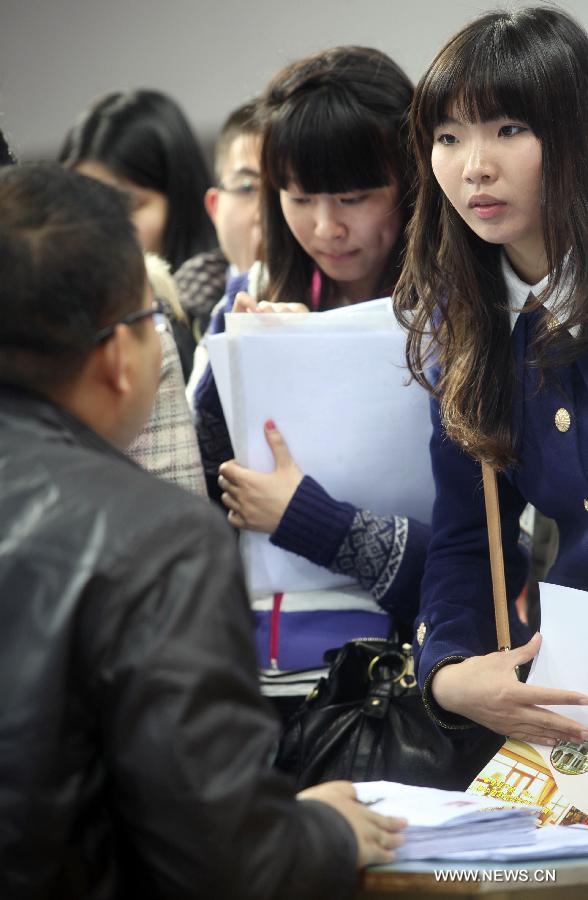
127, 328, 205, 495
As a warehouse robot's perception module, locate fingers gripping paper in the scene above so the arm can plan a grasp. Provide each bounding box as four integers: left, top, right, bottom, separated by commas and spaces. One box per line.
208, 302, 435, 595
468, 583, 588, 829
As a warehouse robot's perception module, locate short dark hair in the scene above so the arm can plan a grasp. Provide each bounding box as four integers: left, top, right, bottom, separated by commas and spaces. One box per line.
214, 100, 261, 182
0, 163, 145, 391
259, 46, 414, 305
58, 89, 216, 271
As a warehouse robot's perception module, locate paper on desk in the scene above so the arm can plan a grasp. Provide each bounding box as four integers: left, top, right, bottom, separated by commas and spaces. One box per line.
356, 781, 538, 827
226, 328, 434, 594
442, 823, 588, 861
355, 781, 539, 861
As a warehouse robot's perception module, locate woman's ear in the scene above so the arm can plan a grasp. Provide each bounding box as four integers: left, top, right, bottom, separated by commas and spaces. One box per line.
204, 187, 220, 224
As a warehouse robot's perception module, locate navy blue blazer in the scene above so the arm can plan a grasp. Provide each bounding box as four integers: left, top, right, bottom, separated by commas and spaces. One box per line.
415, 304, 588, 721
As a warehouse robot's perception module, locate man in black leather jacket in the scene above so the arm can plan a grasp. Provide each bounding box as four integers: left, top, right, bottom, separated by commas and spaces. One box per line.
0, 164, 404, 899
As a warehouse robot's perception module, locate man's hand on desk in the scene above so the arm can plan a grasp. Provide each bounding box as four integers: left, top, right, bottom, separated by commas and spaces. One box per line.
297, 781, 407, 869
431, 633, 588, 745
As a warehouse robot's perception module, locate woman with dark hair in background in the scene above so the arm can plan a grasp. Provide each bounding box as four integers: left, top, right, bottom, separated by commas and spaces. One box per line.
198, 46, 430, 721
58, 96, 207, 491
59, 89, 216, 378
395, 6, 588, 744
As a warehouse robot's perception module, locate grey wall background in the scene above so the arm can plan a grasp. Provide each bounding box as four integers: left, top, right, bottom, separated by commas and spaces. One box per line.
1, 0, 587, 165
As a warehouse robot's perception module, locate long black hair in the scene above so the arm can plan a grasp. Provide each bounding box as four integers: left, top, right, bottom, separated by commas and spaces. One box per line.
395, 6, 588, 468
259, 46, 414, 307
58, 90, 216, 271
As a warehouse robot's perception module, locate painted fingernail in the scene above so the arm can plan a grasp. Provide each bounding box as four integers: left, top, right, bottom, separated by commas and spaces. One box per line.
265, 419, 276, 431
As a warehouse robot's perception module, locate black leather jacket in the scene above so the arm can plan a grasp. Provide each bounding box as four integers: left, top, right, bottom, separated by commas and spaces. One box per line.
0, 387, 357, 900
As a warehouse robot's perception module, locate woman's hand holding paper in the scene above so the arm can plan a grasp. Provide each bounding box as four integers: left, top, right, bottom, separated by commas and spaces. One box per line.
431, 633, 588, 746
233, 290, 309, 315
218, 420, 303, 533
232, 291, 258, 313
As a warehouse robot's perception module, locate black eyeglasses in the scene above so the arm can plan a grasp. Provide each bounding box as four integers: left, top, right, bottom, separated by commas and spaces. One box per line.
94, 298, 167, 344
218, 173, 261, 197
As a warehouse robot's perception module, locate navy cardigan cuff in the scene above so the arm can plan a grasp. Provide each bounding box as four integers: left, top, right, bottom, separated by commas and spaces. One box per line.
270, 475, 356, 567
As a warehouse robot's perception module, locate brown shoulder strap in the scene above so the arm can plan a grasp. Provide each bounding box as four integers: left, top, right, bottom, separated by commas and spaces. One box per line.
481, 462, 512, 651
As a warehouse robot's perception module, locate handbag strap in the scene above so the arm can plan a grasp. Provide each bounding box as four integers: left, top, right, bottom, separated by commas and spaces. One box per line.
481, 461, 511, 651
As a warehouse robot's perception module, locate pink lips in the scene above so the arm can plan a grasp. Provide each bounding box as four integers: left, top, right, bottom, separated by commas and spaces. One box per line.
468, 194, 507, 220
319, 249, 358, 262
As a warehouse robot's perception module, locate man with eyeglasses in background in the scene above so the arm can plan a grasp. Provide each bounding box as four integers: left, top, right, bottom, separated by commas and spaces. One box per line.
176, 100, 262, 343
0, 162, 405, 900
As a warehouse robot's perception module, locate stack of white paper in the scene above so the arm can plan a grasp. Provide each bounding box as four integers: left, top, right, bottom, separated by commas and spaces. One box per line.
355, 781, 540, 861
443, 824, 588, 861
208, 299, 435, 595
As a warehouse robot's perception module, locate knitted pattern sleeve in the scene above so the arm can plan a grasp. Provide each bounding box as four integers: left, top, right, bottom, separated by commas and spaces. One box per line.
270, 475, 430, 623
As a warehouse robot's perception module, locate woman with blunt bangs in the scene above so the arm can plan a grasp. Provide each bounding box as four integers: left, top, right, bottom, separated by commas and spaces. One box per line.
259, 45, 413, 308
197, 46, 431, 724
394, 6, 588, 745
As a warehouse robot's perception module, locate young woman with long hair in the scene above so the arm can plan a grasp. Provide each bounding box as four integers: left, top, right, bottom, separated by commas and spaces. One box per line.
394, 5, 588, 745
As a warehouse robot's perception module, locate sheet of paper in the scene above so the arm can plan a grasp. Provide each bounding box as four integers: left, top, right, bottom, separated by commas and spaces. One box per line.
320, 296, 393, 316
525, 582, 588, 812
207, 333, 235, 443
214, 300, 394, 445
228, 328, 434, 593
224, 308, 398, 337
528, 582, 588, 720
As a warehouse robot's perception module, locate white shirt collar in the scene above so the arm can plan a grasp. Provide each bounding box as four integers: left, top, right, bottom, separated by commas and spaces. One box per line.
502, 253, 578, 337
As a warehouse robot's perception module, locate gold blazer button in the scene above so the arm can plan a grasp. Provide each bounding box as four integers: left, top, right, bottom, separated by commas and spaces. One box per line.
547, 315, 558, 333
555, 408, 571, 432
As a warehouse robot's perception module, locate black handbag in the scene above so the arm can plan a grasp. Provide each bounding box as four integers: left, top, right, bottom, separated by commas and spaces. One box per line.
275, 636, 502, 790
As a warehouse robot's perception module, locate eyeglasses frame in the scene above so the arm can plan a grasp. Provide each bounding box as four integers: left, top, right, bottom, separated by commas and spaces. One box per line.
94, 298, 167, 344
